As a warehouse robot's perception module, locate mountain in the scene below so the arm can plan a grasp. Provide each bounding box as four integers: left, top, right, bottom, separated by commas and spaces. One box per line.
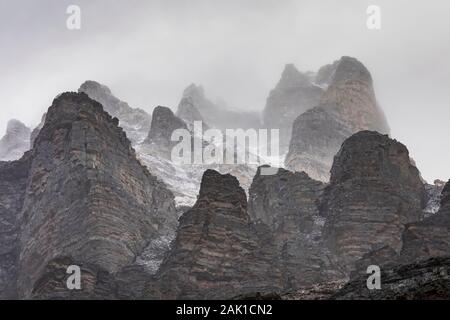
143, 106, 188, 159
30, 113, 46, 147
177, 84, 261, 131
79, 81, 152, 145
3, 92, 177, 299
320, 131, 425, 275
285, 57, 390, 181
400, 179, 450, 263
147, 170, 283, 299
0, 154, 31, 299
248, 166, 344, 289
262, 64, 324, 153
0, 119, 31, 161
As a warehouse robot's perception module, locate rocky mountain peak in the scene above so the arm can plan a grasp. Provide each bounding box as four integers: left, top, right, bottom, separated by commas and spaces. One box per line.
16, 92, 177, 298
263, 64, 324, 152
441, 180, 450, 208
0, 119, 31, 161
196, 169, 247, 214
182, 83, 208, 104
286, 57, 390, 181
79, 80, 152, 145
321, 131, 426, 274
175, 96, 205, 129
143, 106, 187, 158
277, 63, 311, 89
330, 56, 373, 86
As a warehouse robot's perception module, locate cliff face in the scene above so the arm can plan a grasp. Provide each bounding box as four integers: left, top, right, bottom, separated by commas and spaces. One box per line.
0, 120, 31, 161
321, 131, 425, 274
248, 167, 344, 289
79, 81, 152, 145
148, 170, 283, 299
143, 106, 188, 159
262, 64, 324, 153
285, 57, 390, 181
15, 92, 177, 298
333, 255, 450, 300
400, 180, 450, 263
0, 155, 31, 299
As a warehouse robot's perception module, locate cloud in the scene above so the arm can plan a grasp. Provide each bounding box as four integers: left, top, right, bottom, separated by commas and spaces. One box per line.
0, 0, 449, 182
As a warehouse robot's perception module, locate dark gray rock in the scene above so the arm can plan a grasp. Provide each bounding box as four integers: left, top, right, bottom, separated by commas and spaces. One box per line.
143, 106, 188, 159
30, 113, 46, 148
400, 180, 450, 263
0, 154, 31, 299
321, 131, 426, 275
147, 170, 283, 299
248, 166, 345, 289
16, 92, 177, 299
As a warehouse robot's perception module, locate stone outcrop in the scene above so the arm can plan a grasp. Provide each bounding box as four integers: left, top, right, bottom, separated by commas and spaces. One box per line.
30, 113, 46, 148
285, 56, 390, 181
400, 180, 450, 263
0, 119, 31, 161
79, 81, 152, 145
0, 155, 31, 299
15, 92, 177, 298
176, 97, 208, 131
321, 131, 426, 275
423, 179, 446, 216
147, 170, 283, 299
333, 255, 450, 300
248, 166, 344, 289
143, 106, 188, 159
262, 64, 324, 152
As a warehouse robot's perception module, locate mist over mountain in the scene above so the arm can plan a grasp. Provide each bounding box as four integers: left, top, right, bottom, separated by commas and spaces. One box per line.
1, 0, 450, 301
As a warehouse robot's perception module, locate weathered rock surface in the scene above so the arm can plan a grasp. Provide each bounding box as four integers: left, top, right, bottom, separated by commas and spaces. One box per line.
248, 166, 344, 289
16, 92, 177, 299
262, 64, 324, 153
0, 119, 31, 161
286, 57, 390, 181
400, 180, 450, 263
143, 106, 188, 159
321, 131, 426, 275
423, 179, 446, 216
0, 155, 31, 299
333, 255, 450, 300
79, 81, 152, 145
147, 170, 283, 299
30, 113, 46, 147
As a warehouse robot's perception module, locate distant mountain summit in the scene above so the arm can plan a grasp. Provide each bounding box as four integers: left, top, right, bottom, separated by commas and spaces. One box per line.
0, 119, 31, 161
178, 84, 261, 130
79, 81, 152, 145
262, 64, 324, 152
285, 56, 390, 181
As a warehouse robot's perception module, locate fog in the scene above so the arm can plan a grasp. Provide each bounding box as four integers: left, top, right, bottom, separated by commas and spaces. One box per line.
0, 0, 449, 182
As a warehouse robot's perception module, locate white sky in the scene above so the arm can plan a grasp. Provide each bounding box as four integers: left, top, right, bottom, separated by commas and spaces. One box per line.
0, 0, 449, 182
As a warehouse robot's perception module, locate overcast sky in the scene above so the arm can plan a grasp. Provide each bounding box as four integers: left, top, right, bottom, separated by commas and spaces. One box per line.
0, 0, 449, 182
